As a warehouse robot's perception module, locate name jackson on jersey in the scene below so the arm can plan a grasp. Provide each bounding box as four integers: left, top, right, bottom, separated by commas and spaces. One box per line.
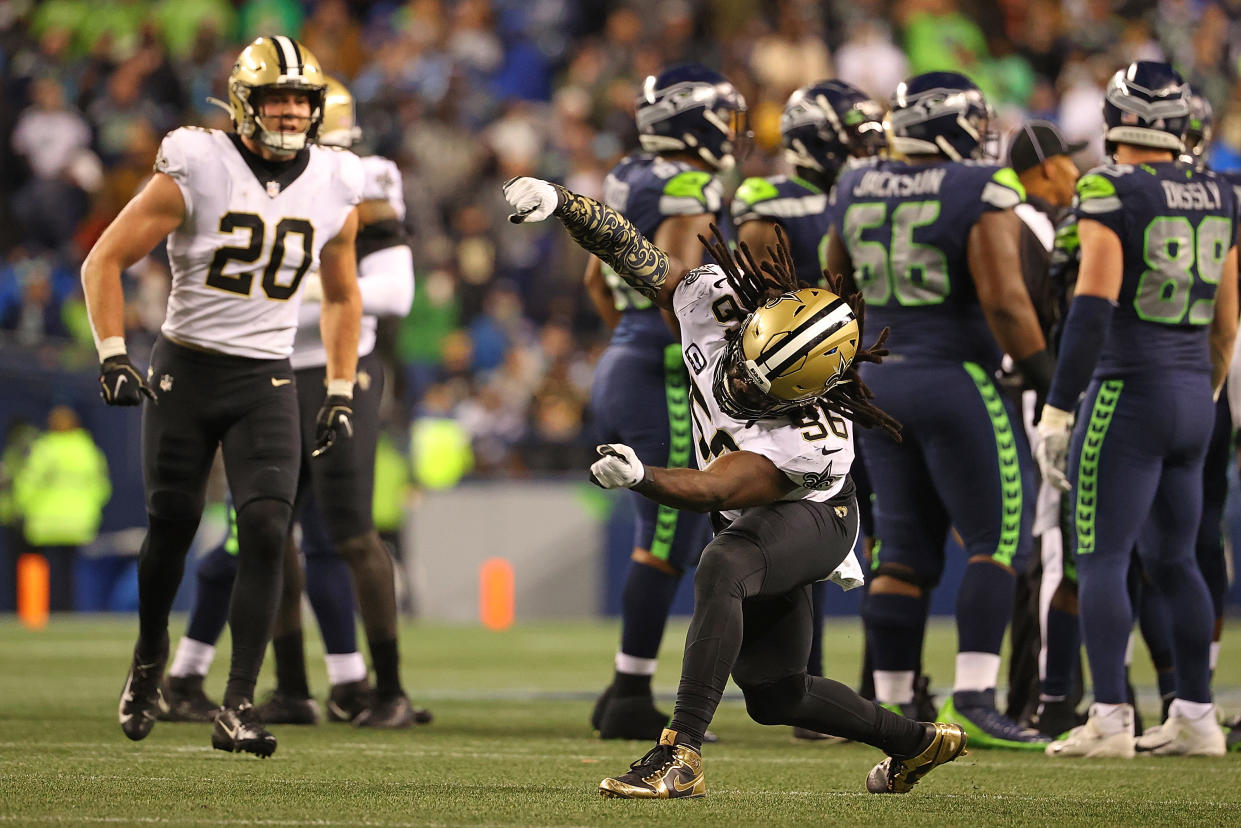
155, 126, 364, 359
673, 265, 855, 522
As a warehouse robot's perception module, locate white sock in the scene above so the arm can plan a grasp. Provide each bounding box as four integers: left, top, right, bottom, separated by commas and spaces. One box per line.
873, 670, 915, 705
1209, 641, 1220, 672
168, 637, 215, 678
1168, 698, 1215, 722
615, 652, 658, 676
953, 652, 1001, 693
1088, 702, 1133, 735
325, 652, 368, 686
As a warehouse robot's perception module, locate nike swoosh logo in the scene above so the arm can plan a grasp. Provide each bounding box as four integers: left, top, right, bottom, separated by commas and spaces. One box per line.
672, 774, 702, 793
820, 447, 843, 455
113, 376, 126, 398
1136, 740, 1171, 752
271, 377, 292, 387
218, 717, 239, 739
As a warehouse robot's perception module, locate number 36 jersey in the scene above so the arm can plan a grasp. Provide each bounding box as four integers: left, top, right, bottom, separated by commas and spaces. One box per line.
155, 127, 364, 359
1073, 161, 1239, 378
672, 265, 855, 522
828, 158, 1024, 370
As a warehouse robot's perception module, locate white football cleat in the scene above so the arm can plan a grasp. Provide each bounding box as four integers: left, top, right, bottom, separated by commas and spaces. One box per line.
1046, 704, 1135, 758
1135, 710, 1225, 757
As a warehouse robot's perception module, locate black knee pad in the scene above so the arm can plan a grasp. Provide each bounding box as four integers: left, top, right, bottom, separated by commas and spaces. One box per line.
693, 536, 761, 600
148, 488, 204, 523
234, 498, 293, 564
736, 673, 808, 727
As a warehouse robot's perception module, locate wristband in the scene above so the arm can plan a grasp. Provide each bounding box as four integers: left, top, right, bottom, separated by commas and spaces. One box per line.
98, 336, 127, 363
326, 378, 354, 399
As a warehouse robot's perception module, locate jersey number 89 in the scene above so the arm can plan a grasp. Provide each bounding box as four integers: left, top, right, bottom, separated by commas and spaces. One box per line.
205, 211, 315, 301
1134, 215, 1230, 325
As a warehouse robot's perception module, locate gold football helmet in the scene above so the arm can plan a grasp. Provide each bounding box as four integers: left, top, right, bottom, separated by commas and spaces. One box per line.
228, 36, 327, 155
318, 75, 361, 148
714, 287, 859, 419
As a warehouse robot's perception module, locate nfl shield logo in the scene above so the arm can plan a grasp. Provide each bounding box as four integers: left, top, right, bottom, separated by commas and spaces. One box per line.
266, 180, 281, 198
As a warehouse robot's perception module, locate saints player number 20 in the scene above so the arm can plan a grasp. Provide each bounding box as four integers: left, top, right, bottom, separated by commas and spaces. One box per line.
206, 211, 315, 301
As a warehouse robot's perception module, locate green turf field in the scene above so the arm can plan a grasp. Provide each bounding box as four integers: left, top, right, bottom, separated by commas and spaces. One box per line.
1, 615, 1239, 826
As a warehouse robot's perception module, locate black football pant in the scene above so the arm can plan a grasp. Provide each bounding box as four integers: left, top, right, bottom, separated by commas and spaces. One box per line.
668, 491, 928, 757
137, 337, 298, 706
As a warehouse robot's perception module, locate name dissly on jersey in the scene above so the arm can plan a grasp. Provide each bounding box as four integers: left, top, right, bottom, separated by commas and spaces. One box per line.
1160, 179, 1222, 211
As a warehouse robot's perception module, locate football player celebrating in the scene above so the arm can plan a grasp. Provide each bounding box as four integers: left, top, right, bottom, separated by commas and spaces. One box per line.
731, 79, 895, 736
504, 176, 968, 798
825, 72, 1054, 749
83, 36, 363, 757
1038, 62, 1237, 758
159, 77, 425, 728
585, 65, 740, 741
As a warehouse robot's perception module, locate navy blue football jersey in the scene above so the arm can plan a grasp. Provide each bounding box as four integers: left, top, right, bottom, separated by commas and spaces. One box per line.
828, 158, 1025, 368
731, 175, 829, 286
600, 153, 729, 347
1074, 161, 1240, 376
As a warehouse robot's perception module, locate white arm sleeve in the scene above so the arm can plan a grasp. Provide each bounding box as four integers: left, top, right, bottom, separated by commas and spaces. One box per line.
357, 244, 415, 318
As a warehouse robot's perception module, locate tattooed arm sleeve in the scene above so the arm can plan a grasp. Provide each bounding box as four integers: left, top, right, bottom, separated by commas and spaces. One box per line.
550, 185, 676, 305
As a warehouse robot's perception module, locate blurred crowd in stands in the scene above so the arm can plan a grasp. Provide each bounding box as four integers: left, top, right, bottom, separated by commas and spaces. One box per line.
1, 0, 1240, 478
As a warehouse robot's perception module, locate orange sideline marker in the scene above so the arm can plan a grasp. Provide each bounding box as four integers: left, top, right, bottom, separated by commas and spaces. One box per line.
17, 552, 49, 630
479, 557, 514, 630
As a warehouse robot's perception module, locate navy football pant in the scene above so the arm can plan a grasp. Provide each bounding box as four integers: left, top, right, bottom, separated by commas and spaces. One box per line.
1068, 376, 1215, 704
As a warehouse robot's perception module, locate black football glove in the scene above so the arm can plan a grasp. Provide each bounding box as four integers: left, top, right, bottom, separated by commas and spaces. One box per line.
99, 355, 155, 406
312, 394, 354, 457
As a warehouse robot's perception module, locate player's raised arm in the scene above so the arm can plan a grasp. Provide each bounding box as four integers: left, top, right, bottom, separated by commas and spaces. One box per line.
81, 171, 186, 404
502, 177, 690, 310
590, 444, 798, 513
313, 205, 362, 455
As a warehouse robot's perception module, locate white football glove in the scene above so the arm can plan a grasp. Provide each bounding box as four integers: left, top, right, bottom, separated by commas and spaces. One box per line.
300, 273, 323, 303
590, 443, 645, 489
502, 176, 560, 224
1034, 405, 1075, 492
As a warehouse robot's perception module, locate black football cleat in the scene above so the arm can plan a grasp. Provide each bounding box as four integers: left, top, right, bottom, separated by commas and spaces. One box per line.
354, 693, 433, 729
119, 648, 167, 741
1031, 698, 1085, 740
211, 703, 277, 757
867, 722, 968, 794
255, 689, 320, 725
591, 683, 614, 731
158, 674, 220, 723
326, 679, 372, 723
599, 728, 705, 799
597, 693, 718, 742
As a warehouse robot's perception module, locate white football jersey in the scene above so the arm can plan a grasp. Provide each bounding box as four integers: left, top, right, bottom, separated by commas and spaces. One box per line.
360, 155, 406, 222
291, 155, 415, 370
672, 264, 856, 523
156, 127, 363, 359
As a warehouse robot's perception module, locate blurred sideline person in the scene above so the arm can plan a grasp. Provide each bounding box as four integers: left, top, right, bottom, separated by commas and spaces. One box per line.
504, 175, 968, 799
585, 65, 740, 742
998, 121, 1085, 734
12, 405, 111, 611
826, 72, 1054, 749
83, 36, 363, 757
1037, 61, 1237, 758
730, 79, 891, 738
160, 76, 424, 729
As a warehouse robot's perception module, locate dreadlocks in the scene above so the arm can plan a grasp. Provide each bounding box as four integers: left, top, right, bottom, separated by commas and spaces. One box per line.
698, 224, 903, 442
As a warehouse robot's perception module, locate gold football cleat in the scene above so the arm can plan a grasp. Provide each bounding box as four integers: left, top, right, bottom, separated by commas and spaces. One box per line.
866, 722, 968, 794
599, 729, 705, 799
